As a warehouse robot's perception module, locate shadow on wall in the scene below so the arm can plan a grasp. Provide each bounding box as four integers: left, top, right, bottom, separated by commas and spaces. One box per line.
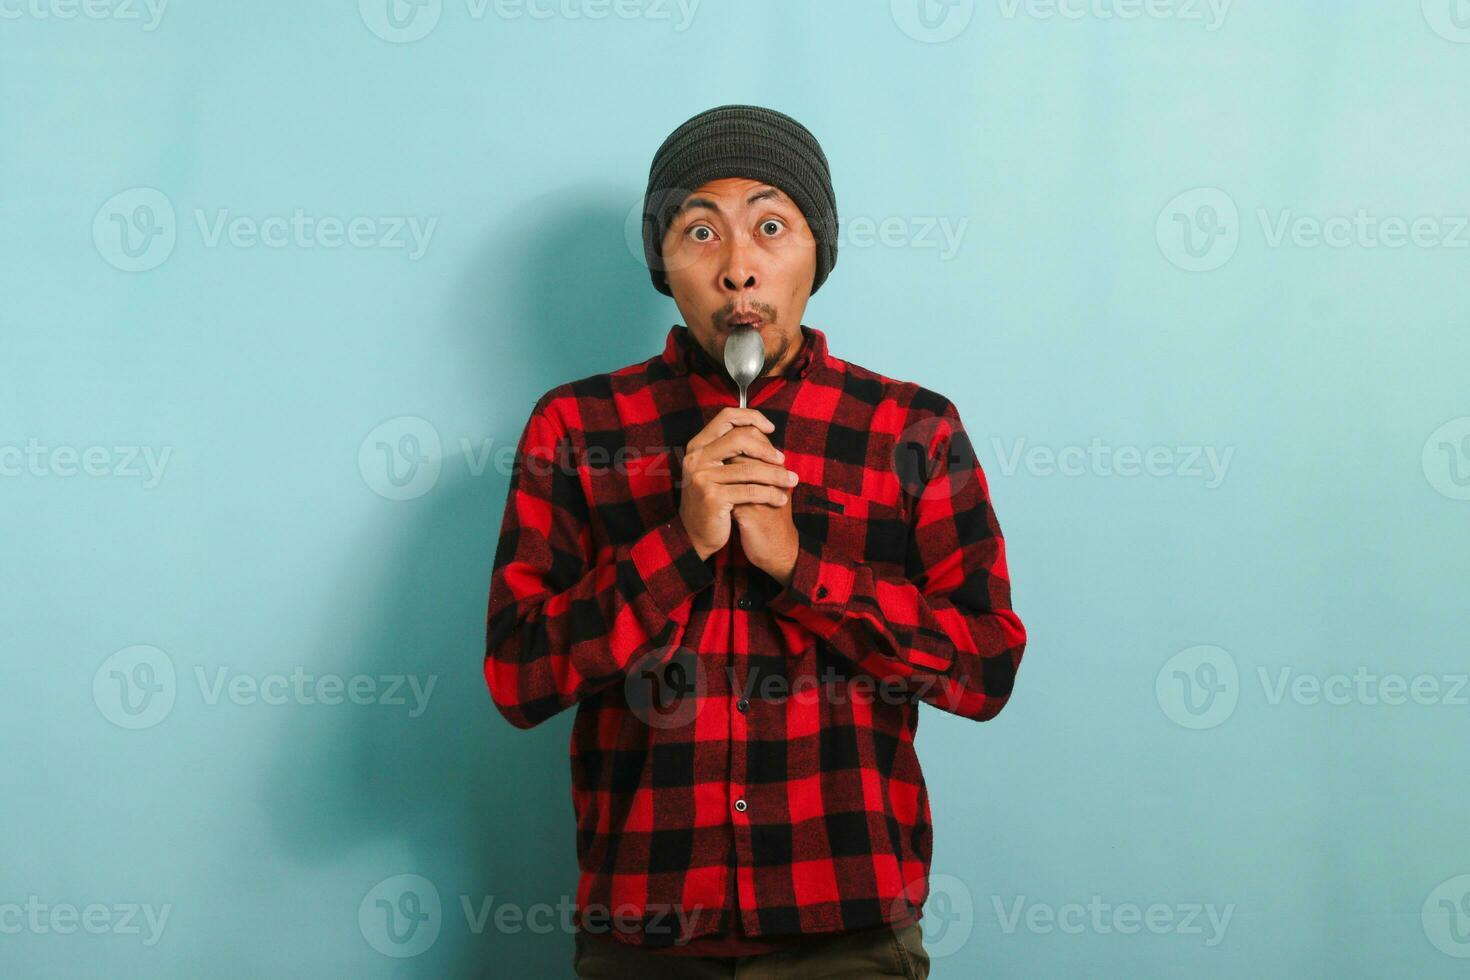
262, 192, 673, 977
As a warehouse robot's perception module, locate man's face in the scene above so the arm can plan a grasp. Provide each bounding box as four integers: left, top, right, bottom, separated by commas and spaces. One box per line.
660, 177, 817, 378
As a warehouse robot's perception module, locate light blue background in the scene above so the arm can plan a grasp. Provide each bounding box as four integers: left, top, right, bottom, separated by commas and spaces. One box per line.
4, 1, 1469, 976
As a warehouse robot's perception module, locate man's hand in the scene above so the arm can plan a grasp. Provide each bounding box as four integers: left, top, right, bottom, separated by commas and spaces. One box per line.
731, 493, 799, 588
678, 408, 800, 562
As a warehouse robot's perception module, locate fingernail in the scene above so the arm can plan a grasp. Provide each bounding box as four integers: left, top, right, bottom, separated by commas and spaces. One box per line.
787, 471, 799, 485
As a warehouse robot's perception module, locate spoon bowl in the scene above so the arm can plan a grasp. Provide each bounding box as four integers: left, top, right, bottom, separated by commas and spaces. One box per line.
722, 325, 766, 408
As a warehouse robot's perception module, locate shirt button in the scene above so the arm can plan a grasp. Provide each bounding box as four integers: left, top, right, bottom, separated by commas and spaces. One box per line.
737, 595, 753, 610
736, 698, 749, 712
816, 584, 829, 599
733, 799, 747, 813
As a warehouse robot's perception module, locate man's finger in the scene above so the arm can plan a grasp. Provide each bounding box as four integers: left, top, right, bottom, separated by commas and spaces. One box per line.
686, 408, 774, 453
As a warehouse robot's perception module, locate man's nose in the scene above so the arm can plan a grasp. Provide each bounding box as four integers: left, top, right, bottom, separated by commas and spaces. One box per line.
720, 235, 758, 292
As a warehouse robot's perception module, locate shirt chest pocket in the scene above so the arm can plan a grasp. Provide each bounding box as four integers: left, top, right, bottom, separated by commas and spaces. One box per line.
790, 483, 911, 573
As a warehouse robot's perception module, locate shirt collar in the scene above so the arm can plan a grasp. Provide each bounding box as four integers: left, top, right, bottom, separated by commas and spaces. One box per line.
660, 323, 829, 382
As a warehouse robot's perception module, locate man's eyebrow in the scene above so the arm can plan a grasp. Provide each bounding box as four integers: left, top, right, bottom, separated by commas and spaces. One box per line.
676, 187, 789, 219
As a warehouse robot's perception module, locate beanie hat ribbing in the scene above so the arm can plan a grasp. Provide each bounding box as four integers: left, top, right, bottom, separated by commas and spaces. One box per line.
642, 104, 838, 297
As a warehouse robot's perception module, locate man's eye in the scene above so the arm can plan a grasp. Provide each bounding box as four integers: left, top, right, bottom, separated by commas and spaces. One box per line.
761, 219, 784, 236
688, 226, 714, 242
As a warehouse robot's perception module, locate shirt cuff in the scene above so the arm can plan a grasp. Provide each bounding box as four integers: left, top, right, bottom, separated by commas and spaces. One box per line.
766, 528, 855, 624
627, 515, 716, 617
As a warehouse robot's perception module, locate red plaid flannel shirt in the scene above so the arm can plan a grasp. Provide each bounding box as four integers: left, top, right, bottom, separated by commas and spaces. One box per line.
484, 323, 1026, 954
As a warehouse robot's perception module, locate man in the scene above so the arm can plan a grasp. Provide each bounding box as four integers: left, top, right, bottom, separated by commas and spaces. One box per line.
484, 104, 1027, 978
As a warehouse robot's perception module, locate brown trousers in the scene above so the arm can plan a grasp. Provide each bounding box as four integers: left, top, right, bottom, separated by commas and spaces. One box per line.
573, 921, 932, 979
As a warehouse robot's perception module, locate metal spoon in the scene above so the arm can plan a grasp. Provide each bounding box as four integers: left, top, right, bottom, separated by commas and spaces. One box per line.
722, 325, 766, 408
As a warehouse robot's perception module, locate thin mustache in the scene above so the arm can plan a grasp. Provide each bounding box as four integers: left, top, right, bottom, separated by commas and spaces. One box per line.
721, 305, 774, 324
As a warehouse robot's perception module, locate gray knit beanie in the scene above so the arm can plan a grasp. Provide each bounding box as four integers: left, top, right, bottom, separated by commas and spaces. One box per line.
642, 104, 838, 297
